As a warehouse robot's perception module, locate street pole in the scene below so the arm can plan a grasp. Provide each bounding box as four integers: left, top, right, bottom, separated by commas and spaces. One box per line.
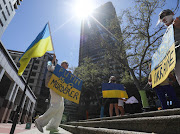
10, 58, 36, 134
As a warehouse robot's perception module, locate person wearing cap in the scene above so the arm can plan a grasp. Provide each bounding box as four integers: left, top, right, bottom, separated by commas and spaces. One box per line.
35, 54, 69, 133
158, 9, 180, 85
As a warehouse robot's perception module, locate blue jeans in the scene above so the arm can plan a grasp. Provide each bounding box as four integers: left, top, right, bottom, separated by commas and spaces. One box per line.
154, 85, 180, 109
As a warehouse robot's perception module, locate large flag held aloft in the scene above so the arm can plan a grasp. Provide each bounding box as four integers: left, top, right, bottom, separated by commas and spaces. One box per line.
18, 23, 53, 76
102, 83, 128, 98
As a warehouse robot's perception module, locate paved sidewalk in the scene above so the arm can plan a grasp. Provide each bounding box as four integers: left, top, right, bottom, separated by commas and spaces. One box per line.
0, 123, 72, 134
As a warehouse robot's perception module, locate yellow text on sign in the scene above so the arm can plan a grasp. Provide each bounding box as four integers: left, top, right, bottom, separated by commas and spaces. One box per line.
151, 44, 176, 88
48, 74, 81, 104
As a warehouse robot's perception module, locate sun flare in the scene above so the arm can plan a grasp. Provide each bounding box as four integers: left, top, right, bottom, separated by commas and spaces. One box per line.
73, 0, 95, 19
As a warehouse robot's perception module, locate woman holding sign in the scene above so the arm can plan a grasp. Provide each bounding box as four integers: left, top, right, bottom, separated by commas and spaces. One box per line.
35, 54, 69, 132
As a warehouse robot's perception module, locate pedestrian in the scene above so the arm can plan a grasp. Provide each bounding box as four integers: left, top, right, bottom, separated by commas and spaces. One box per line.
158, 9, 180, 85
148, 63, 180, 109
118, 86, 126, 116
35, 54, 69, 132
118, 98, 125, 116
108, 76, 119, 117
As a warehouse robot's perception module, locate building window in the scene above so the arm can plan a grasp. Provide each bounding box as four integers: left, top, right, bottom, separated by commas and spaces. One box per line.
17, 63, 20, 67
29, 79, 34, 84
5, 6, 10, 16
24, 71, 28, 75
2, 11, 7, 21
3, 0, 6, 5
12, 56, 16, 60
9, 2, 13, 11
31, 72, 36, 76
33, 65, 38, 70
0, 19, 3, 27
35, 60, 39, 64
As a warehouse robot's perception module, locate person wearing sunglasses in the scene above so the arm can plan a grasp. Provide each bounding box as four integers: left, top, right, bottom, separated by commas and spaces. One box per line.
158, 9, 180, 87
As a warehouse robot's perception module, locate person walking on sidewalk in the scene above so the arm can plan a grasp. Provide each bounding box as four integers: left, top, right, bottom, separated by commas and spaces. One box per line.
35, 54, 69, 133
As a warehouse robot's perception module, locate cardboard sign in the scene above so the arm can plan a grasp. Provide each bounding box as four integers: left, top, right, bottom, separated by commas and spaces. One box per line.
102, 83, 128, 98
48, 64, 83, 104
151, 24, 176, 88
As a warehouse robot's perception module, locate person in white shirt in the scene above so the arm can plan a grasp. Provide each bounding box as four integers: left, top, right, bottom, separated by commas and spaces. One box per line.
35, 54, 69, 132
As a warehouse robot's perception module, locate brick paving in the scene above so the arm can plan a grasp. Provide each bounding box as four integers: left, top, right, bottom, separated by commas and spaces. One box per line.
0, 123, 72, 134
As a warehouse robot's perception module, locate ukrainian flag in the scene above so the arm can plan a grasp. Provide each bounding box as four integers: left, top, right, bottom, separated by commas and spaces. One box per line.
102, 83, 128, 98
18, 23, 53, 76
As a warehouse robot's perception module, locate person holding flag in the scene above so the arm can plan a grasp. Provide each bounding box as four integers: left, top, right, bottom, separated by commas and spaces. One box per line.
16, 22, 68, 132
10, 23, 55, 134
35, 54, 69, 133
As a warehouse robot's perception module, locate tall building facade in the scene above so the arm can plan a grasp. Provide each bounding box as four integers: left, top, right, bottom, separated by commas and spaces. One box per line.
77, 2, 125, 119
0, 41, 36, 123
8, 50, 53, 115
78, 2, 143, 119
0, 0, 22, 38
79, 2, 123, 80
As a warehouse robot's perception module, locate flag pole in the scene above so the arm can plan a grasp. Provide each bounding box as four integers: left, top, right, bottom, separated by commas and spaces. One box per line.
10, 58, 36, 134
48, 21, 55, 54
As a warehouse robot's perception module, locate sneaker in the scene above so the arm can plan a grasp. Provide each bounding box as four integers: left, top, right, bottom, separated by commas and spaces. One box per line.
35, 120, 44, 133
46, 126, 59, 132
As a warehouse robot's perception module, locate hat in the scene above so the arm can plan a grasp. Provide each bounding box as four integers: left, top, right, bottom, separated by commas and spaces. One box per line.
157, 9, 173, 26
61, 60, 69, 66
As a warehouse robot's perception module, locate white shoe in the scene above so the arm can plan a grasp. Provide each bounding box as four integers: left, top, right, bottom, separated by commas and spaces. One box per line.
46, 126, 59, 132
35, 120, 44, 133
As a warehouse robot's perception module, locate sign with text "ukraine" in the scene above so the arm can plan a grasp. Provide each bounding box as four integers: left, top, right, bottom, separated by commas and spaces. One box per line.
102, 83, 128, 98
48, 64, 82, 104
151, 24, 176, 88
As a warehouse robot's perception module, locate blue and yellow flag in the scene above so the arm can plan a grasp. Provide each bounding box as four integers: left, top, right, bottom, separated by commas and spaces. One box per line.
102, 83, 128, 98
48, 64, 83, 104
18, 23, 53, 76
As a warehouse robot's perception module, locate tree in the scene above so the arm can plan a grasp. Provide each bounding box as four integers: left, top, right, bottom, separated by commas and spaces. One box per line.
96, 0, 169, 107
74, 58, 103, 117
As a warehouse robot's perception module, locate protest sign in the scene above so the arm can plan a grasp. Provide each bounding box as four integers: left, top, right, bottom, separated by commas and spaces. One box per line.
48, 64, 82, 104
151, 24, 176, 88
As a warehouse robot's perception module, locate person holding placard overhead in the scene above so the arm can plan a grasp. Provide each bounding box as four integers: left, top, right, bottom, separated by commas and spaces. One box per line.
157, 9, 180, 85
35, 54, 69, 132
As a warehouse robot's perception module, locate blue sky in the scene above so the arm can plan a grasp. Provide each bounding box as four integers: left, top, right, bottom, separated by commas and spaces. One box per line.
1, 0, 179, 68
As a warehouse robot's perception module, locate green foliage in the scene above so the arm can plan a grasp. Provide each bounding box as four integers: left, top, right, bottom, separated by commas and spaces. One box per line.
100, 0, 168, 90
74, 58, 105, 108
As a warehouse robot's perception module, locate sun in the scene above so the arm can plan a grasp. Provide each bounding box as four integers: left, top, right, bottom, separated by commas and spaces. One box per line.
73, 0, 95, 19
